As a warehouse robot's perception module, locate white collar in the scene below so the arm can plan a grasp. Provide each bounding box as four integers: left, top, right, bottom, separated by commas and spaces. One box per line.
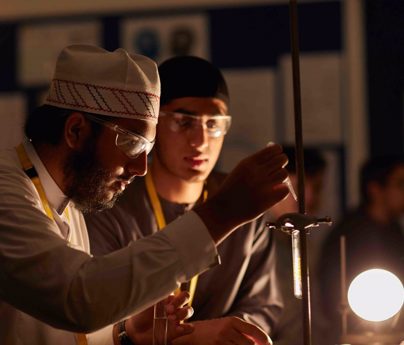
23, 140, 70, 215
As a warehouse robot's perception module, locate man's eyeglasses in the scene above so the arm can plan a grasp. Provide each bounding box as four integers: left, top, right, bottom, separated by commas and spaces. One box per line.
85, 113, 155, 159
159, 112, 231, 138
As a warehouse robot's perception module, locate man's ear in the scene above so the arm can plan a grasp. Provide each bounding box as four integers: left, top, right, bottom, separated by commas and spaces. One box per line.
64, 112, 92, 149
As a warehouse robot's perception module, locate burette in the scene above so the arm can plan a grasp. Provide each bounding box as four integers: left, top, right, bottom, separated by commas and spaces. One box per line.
266, 1, 332, 345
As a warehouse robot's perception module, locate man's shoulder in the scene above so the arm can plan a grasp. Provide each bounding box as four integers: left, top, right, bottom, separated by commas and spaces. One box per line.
0, 147, 19, 167
0, 148, 30, 184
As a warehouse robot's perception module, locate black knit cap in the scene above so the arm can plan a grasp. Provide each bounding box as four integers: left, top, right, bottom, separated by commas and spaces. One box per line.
158, 56, 229, 106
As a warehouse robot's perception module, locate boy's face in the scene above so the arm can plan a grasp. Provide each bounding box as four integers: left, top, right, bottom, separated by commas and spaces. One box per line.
154, 97, 229, 183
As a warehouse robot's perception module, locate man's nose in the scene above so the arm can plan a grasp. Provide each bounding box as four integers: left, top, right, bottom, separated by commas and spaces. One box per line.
188, 124, 209, 149
126, 150, 148, 177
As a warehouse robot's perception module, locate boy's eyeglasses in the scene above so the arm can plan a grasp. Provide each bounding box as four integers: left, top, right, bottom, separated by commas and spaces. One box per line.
159, 111, 231, 138
85, 113, 155, 159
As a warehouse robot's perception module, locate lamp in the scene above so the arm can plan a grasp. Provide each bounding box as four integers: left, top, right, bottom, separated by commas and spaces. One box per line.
339, 236, 404, 345
348, 269, 403, 323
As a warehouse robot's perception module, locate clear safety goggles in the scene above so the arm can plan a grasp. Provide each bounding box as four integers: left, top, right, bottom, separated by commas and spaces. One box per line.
85, 113, 155, 159
159, 111, 232, 138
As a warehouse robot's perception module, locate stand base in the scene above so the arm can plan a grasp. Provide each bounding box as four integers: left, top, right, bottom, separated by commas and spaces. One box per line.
339, 332, 404, 345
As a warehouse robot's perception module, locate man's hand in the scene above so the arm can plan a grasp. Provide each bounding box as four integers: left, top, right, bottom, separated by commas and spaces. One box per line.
172, 316, 273, 345
122, 291, 194, 345
195, 144, 289, 243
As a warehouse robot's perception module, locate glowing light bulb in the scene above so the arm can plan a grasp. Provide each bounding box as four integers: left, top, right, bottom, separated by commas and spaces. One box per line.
347, 269, 404, 322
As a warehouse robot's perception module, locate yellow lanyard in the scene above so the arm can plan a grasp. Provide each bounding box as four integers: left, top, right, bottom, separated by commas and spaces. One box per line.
145, 172, 207, 307
15, 143, 70, 222
16, 143, 85, 345
16, 144, 55, 220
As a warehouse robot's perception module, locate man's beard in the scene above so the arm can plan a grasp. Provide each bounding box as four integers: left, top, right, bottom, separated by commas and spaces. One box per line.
63, 138, 123, 213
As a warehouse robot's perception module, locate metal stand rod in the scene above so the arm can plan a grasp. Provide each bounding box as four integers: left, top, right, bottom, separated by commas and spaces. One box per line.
289, 0, 306, 215
299, 227, 312, 345
289, 1, 312, 344
340, 236, 348, 336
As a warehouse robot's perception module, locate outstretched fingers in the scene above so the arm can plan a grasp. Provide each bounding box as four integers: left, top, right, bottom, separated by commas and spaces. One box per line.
165, 291, 190, 311
163, 291, 195, 341
168, 305, 194, 322
250, 145, 290, 197
165, 291, 194, 322
253, 144, 286, 166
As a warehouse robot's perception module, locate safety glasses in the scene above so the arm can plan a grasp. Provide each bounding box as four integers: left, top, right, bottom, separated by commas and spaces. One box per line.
159, 111, 231, 138
85, 113, 155, 159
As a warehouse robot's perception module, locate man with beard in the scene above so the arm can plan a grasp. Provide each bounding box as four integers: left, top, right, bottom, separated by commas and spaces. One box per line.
0, 45, 289, 345
86, 56, 283, 345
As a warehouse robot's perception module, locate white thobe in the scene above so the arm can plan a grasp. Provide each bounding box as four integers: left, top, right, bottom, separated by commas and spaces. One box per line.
0, 141, 219, 345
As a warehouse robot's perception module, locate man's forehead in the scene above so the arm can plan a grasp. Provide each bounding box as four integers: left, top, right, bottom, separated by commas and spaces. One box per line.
162, 97, 228, 115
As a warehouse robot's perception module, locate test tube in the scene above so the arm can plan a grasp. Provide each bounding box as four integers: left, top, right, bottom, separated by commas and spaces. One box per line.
285, 177, 298, 201
291, 229, 302, 299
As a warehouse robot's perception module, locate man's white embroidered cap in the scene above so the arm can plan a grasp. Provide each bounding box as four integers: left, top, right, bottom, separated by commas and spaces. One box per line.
44, 44, 160, 123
